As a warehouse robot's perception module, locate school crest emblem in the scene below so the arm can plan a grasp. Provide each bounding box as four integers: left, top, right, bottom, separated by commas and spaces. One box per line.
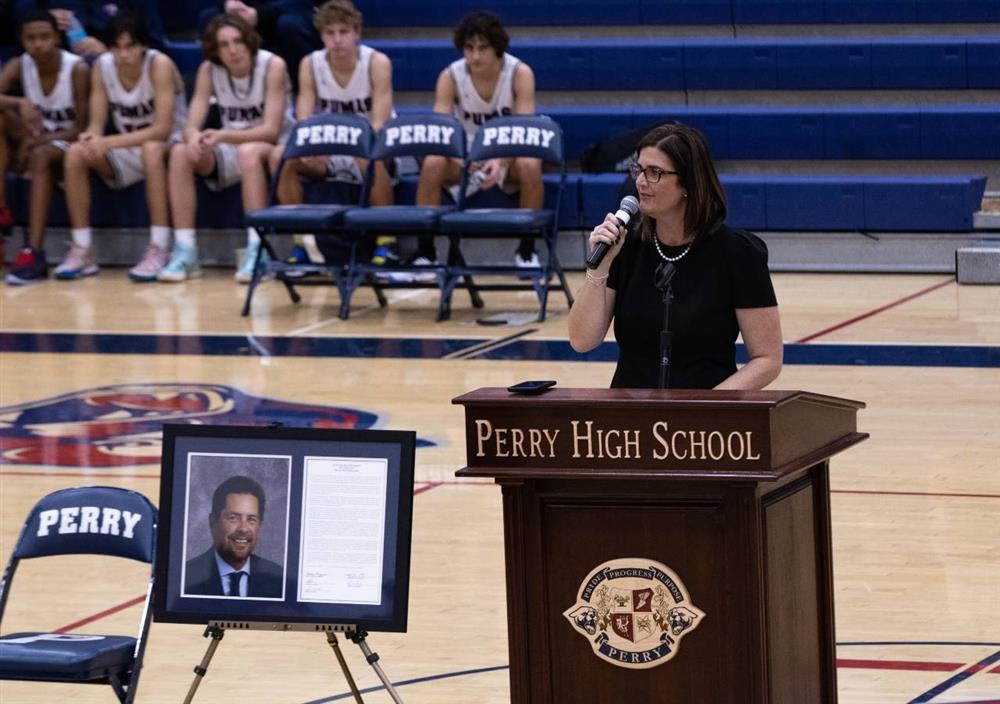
564, 557, 705, 669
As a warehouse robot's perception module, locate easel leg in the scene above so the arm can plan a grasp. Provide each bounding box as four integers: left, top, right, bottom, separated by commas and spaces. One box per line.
347, 629, 404, 704
327, 631, 364, 703
182, 625, 225, 704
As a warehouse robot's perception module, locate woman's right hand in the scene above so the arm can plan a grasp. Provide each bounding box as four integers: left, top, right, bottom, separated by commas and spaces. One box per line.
588, 213, 627, 270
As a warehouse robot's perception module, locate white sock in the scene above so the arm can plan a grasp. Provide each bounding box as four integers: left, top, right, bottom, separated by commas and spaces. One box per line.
71, 227, 92, 248
150, 226, 171, 249
247, 227, 260, 246
175, 229, 196, 248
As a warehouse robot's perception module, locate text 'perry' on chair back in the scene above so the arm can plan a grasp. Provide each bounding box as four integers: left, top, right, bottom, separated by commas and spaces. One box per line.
13, 486, 157, 564
371, 113, 466, 161
467, 114, 564, 165
281, 112, 374, 162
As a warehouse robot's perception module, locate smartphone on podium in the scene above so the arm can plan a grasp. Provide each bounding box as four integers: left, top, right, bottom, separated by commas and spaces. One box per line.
507, 380, 557, 395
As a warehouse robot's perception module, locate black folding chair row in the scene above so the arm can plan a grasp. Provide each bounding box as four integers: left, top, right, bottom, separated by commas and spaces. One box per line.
243, 112, 573, 322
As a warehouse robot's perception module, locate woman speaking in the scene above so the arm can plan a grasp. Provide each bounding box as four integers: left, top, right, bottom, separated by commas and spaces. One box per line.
568, 123, 783, 390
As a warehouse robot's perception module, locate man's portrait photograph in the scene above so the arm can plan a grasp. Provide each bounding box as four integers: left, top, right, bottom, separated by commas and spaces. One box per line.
181, 454, 291, 600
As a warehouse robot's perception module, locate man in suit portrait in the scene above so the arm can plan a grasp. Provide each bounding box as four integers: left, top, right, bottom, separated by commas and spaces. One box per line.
184, 474, 284, 598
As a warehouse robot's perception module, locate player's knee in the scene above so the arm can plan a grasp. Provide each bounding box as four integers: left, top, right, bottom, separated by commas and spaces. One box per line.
267, 146, 283, 172
168, 142, 193, 173
514, 157, 542, 180
28, 146, 54, 172
236, 144, 264, 172
421, 155, 447, 180
64, 143, 85, 167
142, 140, 166, 160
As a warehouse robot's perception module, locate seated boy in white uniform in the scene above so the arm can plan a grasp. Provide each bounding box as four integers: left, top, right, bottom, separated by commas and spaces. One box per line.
161, 12, 292, 283
0, 8, 89, 284
58, 13, 187, 281
414, 10, 543, 272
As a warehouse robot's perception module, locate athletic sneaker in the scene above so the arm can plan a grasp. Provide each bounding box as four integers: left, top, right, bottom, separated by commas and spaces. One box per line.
409, 255, 440, 283
54, 244, 99, 280
157, 243, 202, 282
515, 251, 540, 268
128, 244, 171, 282
283, 244, 313, 279
371, 240, 401, 266
5, 247, 48, 285
235, 242, 271, 284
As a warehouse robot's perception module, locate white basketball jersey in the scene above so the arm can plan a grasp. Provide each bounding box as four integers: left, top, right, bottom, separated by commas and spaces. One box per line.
449, 53, 520, 145
98, 49, 187, 136
20, 50, 82, 132
310, 44, 376, 118
210, 49, 292, 135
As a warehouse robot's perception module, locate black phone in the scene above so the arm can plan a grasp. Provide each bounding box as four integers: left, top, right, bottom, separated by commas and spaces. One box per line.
507, 380, 557, 395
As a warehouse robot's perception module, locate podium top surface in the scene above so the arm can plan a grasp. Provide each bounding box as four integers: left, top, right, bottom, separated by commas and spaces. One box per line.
454, 388, 867, 482
453, 388, 865, 410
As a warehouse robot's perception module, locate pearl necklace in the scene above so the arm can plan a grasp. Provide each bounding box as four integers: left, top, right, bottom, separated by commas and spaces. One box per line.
654, 238, 693, 263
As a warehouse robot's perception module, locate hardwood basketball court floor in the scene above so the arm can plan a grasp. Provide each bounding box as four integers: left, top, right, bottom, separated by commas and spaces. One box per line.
1, 270, 997, 703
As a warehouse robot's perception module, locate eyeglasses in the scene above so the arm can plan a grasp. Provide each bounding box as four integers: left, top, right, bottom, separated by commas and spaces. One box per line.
629, 164, 678, 184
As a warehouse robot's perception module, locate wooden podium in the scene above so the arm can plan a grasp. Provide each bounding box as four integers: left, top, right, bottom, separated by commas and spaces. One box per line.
454, 388, 867, 704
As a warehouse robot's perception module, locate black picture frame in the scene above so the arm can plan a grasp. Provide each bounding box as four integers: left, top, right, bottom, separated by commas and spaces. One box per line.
153, 424, 415, 632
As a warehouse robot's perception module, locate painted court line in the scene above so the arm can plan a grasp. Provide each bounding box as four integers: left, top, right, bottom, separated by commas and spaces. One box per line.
0, 470, 161, 479
908, 649, 1000, 703
303, 654, 1000, 703
832, 489, 1000, 500
54, 595, 146, 633
794, 278, 954, 343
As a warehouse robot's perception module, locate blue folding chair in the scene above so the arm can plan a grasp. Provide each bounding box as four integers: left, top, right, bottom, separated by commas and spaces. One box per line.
341, 113, 483, 321
241, 112, 375, 316
438, 115, 573, 322
0, 486, 158, 703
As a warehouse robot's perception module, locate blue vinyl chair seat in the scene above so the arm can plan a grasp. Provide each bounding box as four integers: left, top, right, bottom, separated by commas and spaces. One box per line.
343, 205, 454, 231
0, 633, 136, 681
244, 204, 353, 231
440, 208, 555, 234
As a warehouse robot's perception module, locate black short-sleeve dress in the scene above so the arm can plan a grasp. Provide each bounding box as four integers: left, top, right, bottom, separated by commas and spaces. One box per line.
606, 224, 777, 389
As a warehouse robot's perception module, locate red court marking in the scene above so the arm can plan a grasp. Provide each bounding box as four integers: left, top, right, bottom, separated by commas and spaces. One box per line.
832, 489, 1000, 500
837, 658, 962, 672
54, 595, 146, 633
413, 482, 443, 496
0, 471, 160, 479
793, 278, 954, 343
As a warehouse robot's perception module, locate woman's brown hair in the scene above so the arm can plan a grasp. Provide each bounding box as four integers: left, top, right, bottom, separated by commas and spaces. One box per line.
635, 122, 727, 242
202, 13, 261, 66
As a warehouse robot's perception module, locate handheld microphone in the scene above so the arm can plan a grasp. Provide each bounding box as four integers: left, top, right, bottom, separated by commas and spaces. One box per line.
585, 195, 639, 269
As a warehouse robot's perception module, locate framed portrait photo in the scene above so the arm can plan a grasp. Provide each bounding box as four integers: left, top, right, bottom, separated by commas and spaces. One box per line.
154, 424, 415, 632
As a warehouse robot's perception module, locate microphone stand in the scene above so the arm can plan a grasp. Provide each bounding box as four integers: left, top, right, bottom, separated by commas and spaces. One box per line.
654, 261, 676, 390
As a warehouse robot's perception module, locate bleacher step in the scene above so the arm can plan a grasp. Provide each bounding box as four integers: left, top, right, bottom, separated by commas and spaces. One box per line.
956, 241, 1000, 283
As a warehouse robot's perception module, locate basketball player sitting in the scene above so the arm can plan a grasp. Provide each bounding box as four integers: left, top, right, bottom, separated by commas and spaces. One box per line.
1, 8, 89, 285
268, 0, 401, 270
161, 13, 293, 283
58, 13, 187, 281
414, 10, 543, 273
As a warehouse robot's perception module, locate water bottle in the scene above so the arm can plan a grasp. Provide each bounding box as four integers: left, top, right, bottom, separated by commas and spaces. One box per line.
65, 15, 89, 47
468, 169, 487, 191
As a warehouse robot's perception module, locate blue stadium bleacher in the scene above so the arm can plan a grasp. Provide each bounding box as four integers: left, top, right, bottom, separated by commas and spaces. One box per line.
165, 37, 998, 92
539, 105, 999, 162
16, 171, 985, 235
348, 0, 1000, 25
162, 36, 1000, 93
577, 174, 987, 232
3, 0, 994, 265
